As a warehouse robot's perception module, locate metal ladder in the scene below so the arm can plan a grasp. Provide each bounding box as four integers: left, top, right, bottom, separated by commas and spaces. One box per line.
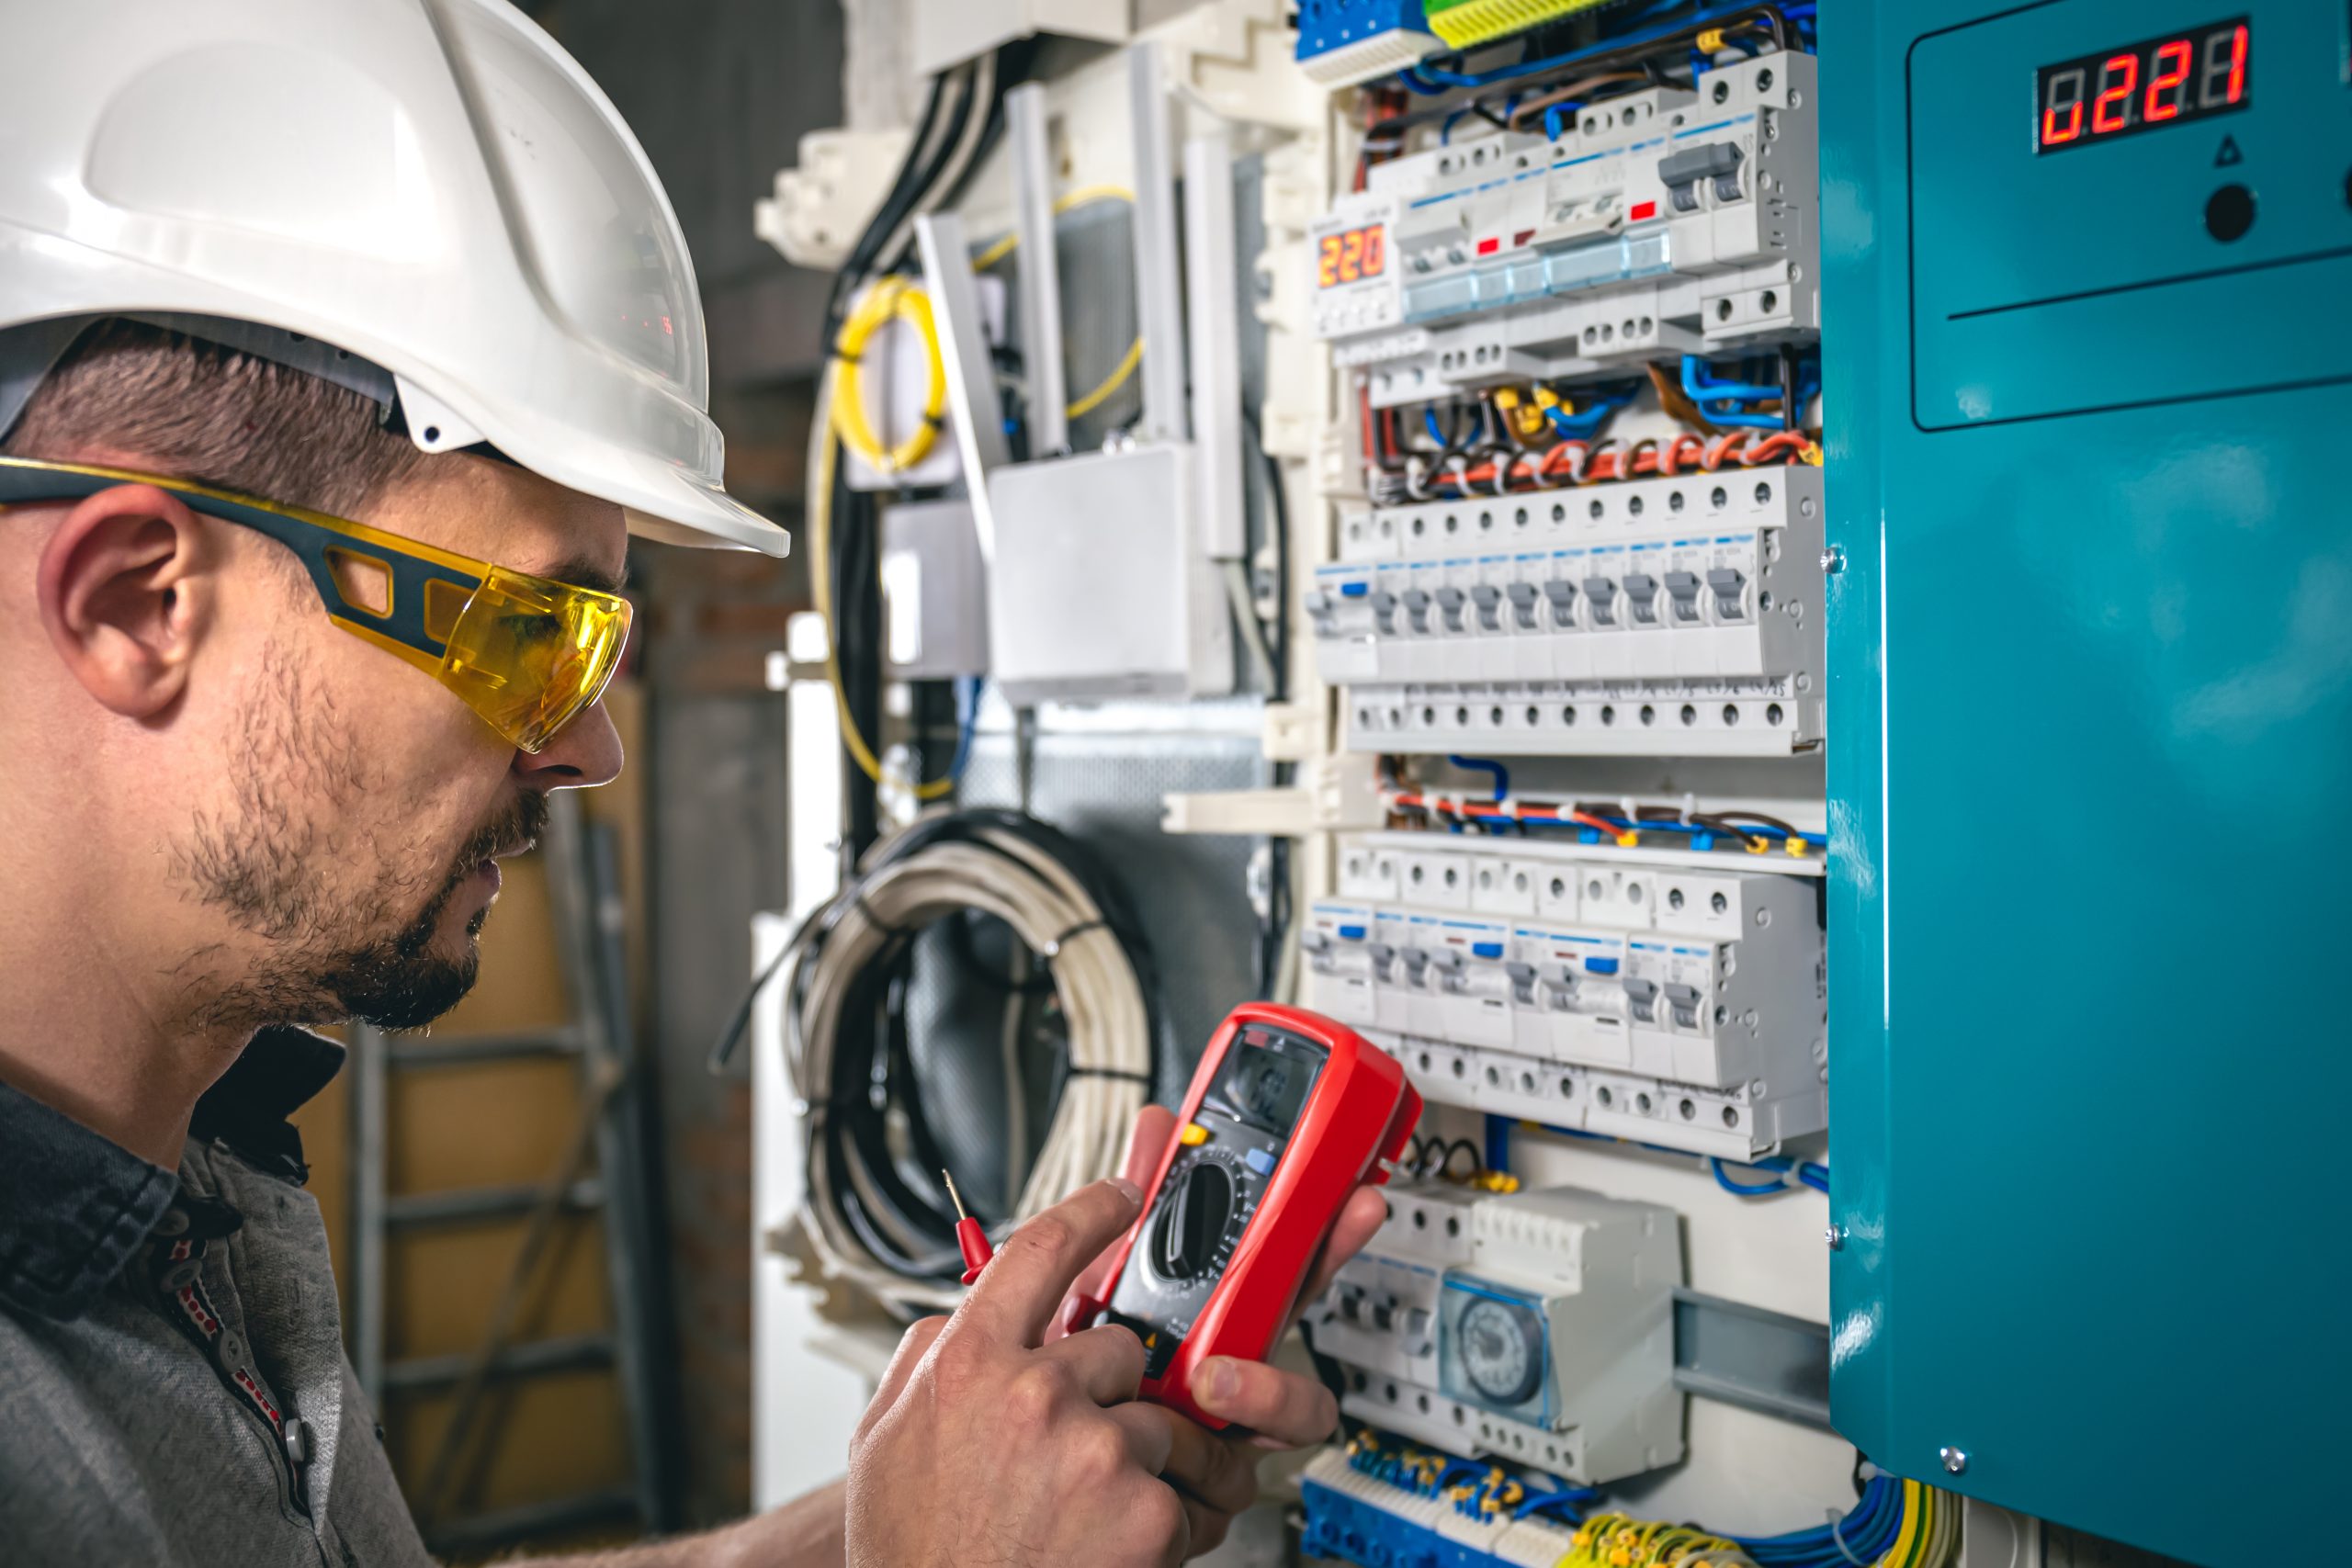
345, 792, 679, 1556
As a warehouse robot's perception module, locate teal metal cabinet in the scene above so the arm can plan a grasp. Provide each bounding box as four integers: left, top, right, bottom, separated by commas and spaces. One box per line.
1823, 4, 2352, 1563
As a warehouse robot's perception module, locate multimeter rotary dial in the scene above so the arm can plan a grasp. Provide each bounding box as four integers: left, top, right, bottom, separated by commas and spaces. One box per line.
1148, 1146, 1252, 1284
1457, 1296, 1545, 1407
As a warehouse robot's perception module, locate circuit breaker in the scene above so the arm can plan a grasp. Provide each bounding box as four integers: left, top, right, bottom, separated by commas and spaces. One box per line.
1825, 5, 2352, 1564
1306, 1181, 1682, 1483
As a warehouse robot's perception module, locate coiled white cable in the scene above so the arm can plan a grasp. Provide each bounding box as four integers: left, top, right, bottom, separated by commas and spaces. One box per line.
786, 822, 1150, 1310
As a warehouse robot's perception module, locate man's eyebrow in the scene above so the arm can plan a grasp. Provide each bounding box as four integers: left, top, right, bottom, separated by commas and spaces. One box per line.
540, 555, 629, 593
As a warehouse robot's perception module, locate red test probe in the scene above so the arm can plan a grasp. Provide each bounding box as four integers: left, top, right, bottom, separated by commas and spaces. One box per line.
944, 1170, 993, 1285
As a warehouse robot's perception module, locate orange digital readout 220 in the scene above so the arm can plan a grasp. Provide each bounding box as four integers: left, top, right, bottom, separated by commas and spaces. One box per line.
1317, 223, 1387, 288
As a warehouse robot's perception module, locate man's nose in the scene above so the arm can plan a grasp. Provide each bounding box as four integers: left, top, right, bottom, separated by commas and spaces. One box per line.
512, 699, 625, 790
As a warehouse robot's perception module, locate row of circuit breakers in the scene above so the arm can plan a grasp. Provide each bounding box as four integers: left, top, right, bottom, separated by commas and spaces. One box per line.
1303, 44, 1822, 758
1306, 466, 1822, 756
1303, 836, 1826, 1160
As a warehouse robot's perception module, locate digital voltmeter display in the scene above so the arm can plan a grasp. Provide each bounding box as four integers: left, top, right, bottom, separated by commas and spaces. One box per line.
2035, 17, 2249, 153
1316, 223, 1386, 288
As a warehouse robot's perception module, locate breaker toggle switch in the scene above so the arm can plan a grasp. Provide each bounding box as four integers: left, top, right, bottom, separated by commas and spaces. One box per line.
1402, 948, 1432, 986
1659, 141, 1743, 213
1707, 566, 1747, 620
1300, 928, 1330, 953
1666, 570, 1705, 624
1368, 941, 1396, 981
1623, 572, 1661, 626
1399, 1305, 1435, 1357
1541, 967, 1578, 1010
1370, 590, 1398, 634
1583, 576, 1617, 626
1428, 949, 1467, 991
1471, 583, 1503, 632
1544, 579, 1577, 628
1506, 960, 1539, 1006
1509, 581, 1541, 630
1666, 982, 1704, 1031
1403, 588, 1432, 634
1435, 585, 1467, 633
1623, 975, 1660, 1023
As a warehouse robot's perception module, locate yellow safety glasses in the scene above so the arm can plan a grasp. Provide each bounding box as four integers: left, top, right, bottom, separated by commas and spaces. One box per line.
0, 455, 631, 754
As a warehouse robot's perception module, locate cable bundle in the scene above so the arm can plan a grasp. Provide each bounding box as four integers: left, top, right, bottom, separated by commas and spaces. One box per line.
782, 809, 1158, 1310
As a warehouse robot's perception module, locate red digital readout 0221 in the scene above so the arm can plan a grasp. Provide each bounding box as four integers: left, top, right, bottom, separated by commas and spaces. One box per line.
2036, 17, 2249, 154
1317, 223, 1386, 288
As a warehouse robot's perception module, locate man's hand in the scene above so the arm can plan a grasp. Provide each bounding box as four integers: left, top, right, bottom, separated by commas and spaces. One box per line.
844, 1178, 1193, 1567
1086, 1105, 1389, 1557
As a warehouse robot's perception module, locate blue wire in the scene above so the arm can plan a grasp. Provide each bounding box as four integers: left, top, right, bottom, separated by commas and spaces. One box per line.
944, 675, 981, 780
1484, 1112, 1513, 1175
1682, 355, 1784, 403
1446, 754, 1510, 801
1423, 406, 1450, 449
1713, 1158, 1792, 1196
1544, 102, 1572, 141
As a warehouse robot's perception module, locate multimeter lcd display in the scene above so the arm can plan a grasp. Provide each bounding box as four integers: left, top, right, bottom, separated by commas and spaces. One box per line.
2034, 17, 2248, 153
1219, 1042, 1317, 1131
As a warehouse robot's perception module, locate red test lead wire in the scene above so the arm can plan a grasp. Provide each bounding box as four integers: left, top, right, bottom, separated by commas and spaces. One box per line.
944, 1171, 993, 1286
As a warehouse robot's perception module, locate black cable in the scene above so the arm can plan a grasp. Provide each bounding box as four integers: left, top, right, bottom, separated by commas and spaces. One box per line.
790, 811, 1165, 1296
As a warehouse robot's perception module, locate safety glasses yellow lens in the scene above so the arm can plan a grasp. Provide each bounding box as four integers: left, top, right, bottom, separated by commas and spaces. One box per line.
0, 456, 631, 754
437, 565, 633, 754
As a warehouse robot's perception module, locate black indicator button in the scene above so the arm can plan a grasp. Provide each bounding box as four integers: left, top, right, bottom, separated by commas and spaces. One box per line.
2205, 183, 2255, 242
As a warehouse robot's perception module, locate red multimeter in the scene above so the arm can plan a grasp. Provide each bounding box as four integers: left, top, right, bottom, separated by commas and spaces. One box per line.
1059, 1002, 1421, 1429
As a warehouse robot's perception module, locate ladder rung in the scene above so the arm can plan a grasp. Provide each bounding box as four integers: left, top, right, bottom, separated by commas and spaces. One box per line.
424, 1486, 639, 1556
384, 1178, 605, 1227
386, 1028, 586, 1067
382, 1332, 616, 1394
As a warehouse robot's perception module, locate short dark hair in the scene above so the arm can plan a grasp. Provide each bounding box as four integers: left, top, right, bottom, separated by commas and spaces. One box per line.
2, 319, 427, 518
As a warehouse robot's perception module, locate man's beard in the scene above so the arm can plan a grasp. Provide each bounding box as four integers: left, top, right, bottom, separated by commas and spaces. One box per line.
174, 640, 548, 1032
300, 790, 549, 1030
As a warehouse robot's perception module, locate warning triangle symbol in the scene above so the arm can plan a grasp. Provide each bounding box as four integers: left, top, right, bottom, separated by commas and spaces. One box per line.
2216, 134, 2244, 166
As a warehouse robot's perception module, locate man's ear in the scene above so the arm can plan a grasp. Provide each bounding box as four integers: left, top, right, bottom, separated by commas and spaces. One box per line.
36, 484, 218, 722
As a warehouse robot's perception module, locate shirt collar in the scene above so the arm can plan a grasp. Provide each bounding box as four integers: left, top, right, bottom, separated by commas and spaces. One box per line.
0, 1026, 344, 1321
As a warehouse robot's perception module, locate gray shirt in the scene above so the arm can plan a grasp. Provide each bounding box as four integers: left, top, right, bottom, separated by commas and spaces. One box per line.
0, 1029, 434, 1567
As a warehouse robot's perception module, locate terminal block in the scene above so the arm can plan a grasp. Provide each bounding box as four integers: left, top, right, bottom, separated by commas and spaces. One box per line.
1300, 1446, 1602, 1568
1306, 465, 1824, 758
1310, 51, 1816, 407
1305, 1181, 1682, 1482
1301, 835, 1826, 1158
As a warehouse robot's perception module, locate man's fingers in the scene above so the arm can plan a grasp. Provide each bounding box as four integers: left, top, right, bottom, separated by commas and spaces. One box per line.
1105, 1402, 1178, 1476
1300, 1186, 1390, 1309
1066, 1108, 1182, 1321
1146, 1406, 1259, 1518
956, 1178, 1144, 1347
1178, 1496, 1231, 1560
858, 1315, 948, 1434
1120, 1105, 1180, 1189
1038, 1322, 1148, 1404
1188, 1356, 1340, 1450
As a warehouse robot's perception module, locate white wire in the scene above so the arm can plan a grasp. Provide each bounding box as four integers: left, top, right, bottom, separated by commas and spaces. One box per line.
1222, 560, 1277, 694
787, 823, 1150, 1310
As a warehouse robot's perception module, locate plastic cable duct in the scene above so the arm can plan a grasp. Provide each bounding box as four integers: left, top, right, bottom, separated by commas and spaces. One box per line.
783, 809, 1159, 1311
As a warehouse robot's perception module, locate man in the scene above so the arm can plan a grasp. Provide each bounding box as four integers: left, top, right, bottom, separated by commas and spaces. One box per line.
0, 3, 1383, 1565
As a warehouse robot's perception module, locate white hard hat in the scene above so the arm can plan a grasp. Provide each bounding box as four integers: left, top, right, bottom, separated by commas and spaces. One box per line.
0, 0, 789, 557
